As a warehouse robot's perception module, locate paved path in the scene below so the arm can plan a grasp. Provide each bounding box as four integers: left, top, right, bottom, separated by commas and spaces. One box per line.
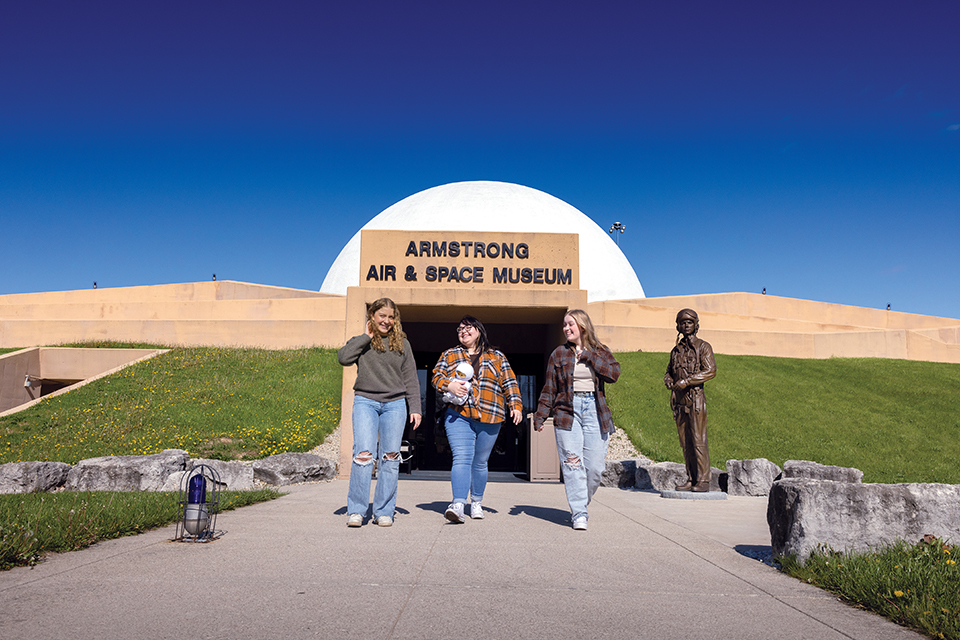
0, 478, 924, 639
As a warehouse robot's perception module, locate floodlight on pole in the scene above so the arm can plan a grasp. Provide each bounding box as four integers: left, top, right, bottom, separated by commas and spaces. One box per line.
609, 222, 625, 246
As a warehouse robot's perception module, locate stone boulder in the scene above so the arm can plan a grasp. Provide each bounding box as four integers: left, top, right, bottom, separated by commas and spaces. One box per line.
601, 459, 641, 489
767, 478, 960, 561
252, 452, 337, 485
0, 461, 72, 494
726, 458, 782, 496
782, 460, 862, 483
190, 459, 255, 490
635, 461, 726, 492
64, 449, 189, 492
162, 458, 256, 492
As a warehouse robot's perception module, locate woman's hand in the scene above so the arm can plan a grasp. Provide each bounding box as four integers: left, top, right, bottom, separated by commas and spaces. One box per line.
364, 320, 374, 338
410, 413, 422, 429
447, 379, 469, 397
510, 408, 523, 425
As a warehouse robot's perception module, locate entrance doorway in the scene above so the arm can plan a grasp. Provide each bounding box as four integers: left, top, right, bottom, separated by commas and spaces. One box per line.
401, 320, 558, 476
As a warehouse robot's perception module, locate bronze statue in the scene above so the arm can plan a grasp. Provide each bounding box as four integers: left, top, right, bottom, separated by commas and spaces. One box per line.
664, 309, 717, 492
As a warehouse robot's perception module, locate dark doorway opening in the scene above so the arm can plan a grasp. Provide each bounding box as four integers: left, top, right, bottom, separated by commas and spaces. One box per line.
401, 320, 556, 475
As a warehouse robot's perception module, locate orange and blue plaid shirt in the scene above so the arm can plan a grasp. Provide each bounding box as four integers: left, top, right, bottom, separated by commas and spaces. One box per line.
433, 346, 522, 424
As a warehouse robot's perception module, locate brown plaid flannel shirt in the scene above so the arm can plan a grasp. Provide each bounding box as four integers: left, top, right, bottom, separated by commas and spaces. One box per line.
433, 346, 522, 424
534, 343, 621, 434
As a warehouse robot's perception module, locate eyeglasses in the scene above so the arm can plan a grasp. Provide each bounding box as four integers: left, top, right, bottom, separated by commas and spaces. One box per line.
456, 325, 475, 334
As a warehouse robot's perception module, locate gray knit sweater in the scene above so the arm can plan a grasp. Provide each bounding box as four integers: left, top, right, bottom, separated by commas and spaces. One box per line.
337, 334, 422, 414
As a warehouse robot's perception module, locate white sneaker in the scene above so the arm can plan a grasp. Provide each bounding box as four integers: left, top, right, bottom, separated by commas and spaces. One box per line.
347, 513, 363, 527
470, 501, 484, 519
572, 516, 588, 531
444, 502, 465, 523
375, 515, 393, 527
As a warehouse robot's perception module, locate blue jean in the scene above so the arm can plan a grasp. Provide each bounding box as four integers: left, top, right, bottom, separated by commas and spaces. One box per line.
554, 394, 609, 521
445, 409, 502, 503
347, 396, 407, 518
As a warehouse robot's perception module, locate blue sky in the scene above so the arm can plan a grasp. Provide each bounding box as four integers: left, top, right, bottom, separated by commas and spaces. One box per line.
2, 1, 958, 318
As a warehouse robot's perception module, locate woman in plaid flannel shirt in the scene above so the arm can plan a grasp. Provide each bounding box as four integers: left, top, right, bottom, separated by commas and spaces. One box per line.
433, 315, 523, 523
534, 309, 620, 530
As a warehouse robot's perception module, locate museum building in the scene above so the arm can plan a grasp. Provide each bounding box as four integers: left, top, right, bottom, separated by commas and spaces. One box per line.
2, 181, 959, 478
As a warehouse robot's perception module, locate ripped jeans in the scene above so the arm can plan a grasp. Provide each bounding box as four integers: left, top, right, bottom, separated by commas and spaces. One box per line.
347, 395, 407, 519
554, 393, 609, 521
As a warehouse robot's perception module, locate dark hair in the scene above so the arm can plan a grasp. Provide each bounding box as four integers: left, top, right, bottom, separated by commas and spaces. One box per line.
458, 315, 495, 353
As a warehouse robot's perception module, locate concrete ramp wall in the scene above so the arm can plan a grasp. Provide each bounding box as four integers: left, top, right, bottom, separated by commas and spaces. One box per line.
0, 281, 346, 349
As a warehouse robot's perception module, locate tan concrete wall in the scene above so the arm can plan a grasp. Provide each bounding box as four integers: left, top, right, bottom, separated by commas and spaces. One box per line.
0, 281, 346, 349
591, 293, 960, 363
0, 348, 41, 413
2, 282, 957, 361
0, 347, 166, 416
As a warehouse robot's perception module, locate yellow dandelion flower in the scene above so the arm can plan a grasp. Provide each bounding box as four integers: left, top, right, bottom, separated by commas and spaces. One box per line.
894, 590, 904, 597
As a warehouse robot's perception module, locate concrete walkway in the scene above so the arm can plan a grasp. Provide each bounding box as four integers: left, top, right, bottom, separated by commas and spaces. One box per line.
0, 477, 924, 640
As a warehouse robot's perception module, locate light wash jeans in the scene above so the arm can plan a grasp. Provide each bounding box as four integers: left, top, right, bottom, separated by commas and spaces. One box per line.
444, 409, 501, 503
554, 393, 609, 521
347, 395, 407, 519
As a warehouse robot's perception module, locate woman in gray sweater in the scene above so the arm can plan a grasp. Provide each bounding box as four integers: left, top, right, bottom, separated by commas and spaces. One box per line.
338, 298, 421, 527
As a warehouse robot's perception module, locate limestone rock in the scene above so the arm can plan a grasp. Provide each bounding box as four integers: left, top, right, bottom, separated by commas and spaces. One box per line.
782, 460, 863, 483
636, 461, 725, 492
64, 449, 189, 492
0, 461, 72, 494
252, 452, 337, 485
726, 458, 782, 496
601, 460, 639, 488
767, 478, 960, 561
189, 459, 255, 490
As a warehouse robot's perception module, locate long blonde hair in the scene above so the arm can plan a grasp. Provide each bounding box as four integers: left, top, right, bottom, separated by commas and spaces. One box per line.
367, 298, 406, 353
566, 309, 606, 351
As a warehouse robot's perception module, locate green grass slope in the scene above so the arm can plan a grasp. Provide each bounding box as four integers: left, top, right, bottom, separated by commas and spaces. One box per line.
608, 352, 960, 484
1, 347, 342, 464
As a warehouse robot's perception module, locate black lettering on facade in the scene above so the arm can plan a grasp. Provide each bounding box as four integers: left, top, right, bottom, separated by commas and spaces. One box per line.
420, 241, 431, 257
405, 241, 418, 257
545, 268, 556, 284
449, 241, 460, 257
474, 266, 483, 283
517, 243, 529, 259
486, 242, 499, 258
521, 267, 533, 283
475, 242, 485, 258
432, 241, 447, 257
501, 243, 513, 259
534, 268, 544, 284
493, 267, 507, 284
558, 269, 571, 285
509, 268, 520, 283
426, 266, 437, 282
460, 267, 472, 283
461, 241, 473, 256
447, 267, 460, 282
366, 265, 379, 281
384, 265, 396, 281
438, 266, 449, 281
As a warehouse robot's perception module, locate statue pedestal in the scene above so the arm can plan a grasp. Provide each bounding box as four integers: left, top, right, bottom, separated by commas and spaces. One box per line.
660, 489, 727, 500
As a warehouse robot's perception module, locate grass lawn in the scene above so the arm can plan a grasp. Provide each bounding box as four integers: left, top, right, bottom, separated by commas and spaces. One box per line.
608, 352, 960, 484
0, 488, 280, 570
1, 346, 342, 464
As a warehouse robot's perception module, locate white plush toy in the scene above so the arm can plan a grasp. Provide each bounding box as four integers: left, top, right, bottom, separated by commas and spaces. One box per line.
442, 362, 474, 405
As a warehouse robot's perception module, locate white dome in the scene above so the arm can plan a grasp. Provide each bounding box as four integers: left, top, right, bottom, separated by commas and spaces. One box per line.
320, 181, 645, 302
